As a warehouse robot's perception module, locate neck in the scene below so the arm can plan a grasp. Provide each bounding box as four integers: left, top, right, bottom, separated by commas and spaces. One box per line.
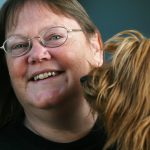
24, 99, 97, 143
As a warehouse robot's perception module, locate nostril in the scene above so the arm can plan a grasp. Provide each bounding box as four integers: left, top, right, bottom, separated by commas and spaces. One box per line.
29, 58, 37, 65
80, 75, 89, 84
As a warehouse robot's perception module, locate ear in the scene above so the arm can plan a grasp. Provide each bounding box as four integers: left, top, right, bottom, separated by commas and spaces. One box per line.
89, 31, 103, 67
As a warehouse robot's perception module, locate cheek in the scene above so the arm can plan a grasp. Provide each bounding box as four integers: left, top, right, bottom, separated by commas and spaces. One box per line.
6, 58, 28, 100
62, 47, 91, 77
60, 40, 92, 78
59, 39, 92, 65
55, 47, 90, 72
6, 57, 27, 81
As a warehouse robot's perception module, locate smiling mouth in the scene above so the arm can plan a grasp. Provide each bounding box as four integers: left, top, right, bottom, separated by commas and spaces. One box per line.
31, 71, 63, 81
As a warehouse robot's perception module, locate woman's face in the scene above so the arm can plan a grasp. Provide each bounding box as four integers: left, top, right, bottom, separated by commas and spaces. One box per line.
6, 3, 102, 110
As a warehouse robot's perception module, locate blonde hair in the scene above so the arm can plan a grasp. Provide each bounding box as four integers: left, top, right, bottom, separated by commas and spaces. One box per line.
82, 30, 150, 150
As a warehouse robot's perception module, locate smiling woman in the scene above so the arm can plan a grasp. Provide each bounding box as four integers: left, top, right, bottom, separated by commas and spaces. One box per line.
0, 0, 105, 150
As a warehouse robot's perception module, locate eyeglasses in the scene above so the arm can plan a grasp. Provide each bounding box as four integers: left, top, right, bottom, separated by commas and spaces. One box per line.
0, 26, 82, 57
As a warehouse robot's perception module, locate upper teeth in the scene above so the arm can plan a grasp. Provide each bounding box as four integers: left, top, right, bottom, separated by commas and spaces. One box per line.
33, 72, 56, 81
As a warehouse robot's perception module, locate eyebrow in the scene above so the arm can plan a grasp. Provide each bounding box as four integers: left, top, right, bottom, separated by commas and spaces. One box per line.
6, 24, 66, 38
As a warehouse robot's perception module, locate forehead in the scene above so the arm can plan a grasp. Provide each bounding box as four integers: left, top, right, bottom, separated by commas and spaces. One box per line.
6, 2, 81, 37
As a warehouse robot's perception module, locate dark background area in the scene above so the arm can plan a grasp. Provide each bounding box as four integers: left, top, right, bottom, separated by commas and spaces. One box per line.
79, 0, 150, 41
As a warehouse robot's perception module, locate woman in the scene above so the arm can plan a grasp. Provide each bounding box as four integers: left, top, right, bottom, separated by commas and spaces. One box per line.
81, 30, 150, 150
0, 0, 104, 149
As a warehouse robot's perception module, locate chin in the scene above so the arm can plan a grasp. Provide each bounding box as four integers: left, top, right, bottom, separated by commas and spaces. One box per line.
29, 90, 67, 109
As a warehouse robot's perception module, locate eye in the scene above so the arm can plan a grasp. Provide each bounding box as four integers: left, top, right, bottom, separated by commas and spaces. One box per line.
11, 42, 29, 50
45, 34, 63, 41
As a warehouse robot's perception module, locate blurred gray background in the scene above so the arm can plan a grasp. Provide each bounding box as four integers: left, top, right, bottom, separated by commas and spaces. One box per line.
0, 0, 150, 41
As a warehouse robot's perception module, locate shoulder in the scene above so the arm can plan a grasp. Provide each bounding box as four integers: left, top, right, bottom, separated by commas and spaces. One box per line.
0, 123, 33, 150
78, 118, 107, 150
0, 125, 17, 149
0, 124, 17, 140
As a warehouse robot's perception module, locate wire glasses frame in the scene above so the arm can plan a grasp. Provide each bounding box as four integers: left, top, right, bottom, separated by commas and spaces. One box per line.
0, 26, 82, 57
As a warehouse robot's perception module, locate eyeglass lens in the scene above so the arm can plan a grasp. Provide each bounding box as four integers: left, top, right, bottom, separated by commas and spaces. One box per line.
4, 27, 68, 56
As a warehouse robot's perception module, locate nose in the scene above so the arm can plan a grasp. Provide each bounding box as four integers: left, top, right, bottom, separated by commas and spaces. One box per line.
28, 39, 51, 64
